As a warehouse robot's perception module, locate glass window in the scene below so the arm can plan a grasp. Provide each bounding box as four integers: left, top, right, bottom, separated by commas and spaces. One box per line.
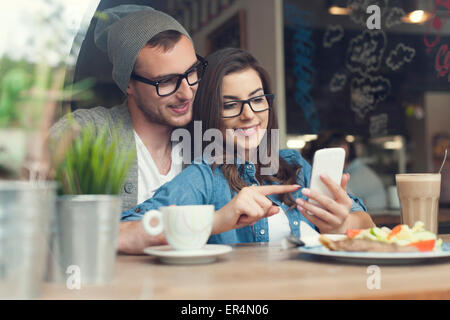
283, 0, 450, 208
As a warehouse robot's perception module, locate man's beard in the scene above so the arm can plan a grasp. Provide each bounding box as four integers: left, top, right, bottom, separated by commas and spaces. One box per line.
136, 102, 191, 129
137, 102, 171, 127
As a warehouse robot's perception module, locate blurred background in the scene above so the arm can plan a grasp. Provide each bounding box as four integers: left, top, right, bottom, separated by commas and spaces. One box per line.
2, 0, 449, 217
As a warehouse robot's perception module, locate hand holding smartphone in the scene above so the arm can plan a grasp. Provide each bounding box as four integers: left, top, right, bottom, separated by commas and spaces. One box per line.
307, 148, 346, 214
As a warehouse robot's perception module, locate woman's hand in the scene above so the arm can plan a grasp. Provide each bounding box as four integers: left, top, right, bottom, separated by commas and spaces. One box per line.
296, 173, 353, 234
212, 184, 300, 234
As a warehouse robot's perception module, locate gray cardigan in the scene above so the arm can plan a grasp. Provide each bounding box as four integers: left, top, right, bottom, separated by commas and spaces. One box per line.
51, 100, 138, 212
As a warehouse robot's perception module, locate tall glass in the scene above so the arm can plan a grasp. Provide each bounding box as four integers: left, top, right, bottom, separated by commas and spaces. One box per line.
395, 174, 441, 234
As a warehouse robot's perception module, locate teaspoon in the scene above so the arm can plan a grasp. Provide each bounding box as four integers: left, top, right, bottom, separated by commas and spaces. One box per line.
439, 148, 448, 174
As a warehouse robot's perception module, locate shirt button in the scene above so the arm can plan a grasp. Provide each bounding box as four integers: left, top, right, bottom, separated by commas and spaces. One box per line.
293, 221, 299, 226
259, 229, 265, 235
135, 208, 141, 213
124, 182, 135, 194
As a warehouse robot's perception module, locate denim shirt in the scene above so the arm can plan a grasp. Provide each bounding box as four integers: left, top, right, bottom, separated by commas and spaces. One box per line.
121, 149, 367, 244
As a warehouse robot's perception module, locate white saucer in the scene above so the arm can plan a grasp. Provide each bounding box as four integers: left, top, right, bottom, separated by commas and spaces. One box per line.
143, 244, 233, 265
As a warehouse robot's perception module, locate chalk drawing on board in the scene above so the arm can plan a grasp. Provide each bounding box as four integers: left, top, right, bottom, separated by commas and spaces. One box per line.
369, 113, 389, 137
330, 73, 347, 92
385, 7, 405, 28
323, 25, 344, 48
386, 43, 416, 71
350, 75, 391, 118
347, 0, 389, 26
346, 29, 387, 76
284, 3, 320, 132
284, 3, 314, 29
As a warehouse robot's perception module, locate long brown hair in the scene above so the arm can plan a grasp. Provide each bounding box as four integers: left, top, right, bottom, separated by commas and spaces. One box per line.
189, 48, 301, 207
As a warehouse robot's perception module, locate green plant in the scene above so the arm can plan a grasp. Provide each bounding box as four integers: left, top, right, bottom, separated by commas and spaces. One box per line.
54, 120, 136, 195
0, 68, 31, 127
1, 64, 94, 126
0, 58, 95, 180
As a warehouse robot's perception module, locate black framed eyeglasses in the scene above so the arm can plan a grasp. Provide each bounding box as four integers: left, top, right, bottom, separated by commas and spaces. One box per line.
222, 94, 274, 118
130, 54, 208, 97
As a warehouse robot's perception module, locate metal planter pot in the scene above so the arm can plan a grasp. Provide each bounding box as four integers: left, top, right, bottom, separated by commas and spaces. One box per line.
47, 195, 121, 286
0, 181, 56, 299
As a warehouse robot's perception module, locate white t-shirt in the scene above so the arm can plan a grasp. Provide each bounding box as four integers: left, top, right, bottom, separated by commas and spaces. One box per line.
134, 131, 183, 203
268, 207, 291, 243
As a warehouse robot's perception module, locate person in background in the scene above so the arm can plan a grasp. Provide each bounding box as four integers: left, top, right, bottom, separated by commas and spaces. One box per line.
302, 131, 388, 210
122, 48, 375, 245
51, 5, 207, 254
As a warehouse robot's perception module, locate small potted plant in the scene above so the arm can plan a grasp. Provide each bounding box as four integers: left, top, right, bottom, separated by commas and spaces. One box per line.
47, 120, 136, 285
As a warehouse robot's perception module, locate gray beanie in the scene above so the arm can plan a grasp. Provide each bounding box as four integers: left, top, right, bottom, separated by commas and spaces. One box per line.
94, 5, 192, 93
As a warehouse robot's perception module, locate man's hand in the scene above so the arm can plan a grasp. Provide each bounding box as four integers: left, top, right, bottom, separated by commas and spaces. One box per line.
212, 184, 301, 234
118, 220, 168, 255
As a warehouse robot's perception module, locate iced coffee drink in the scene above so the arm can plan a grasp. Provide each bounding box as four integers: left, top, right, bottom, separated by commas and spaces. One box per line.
395, 174, 441, 234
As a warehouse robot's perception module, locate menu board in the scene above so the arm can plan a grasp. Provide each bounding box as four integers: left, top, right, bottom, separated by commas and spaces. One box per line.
283, 0, 450, 137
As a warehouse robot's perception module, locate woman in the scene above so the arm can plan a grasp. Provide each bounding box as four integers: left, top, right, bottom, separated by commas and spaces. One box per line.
121, 48, 374, 244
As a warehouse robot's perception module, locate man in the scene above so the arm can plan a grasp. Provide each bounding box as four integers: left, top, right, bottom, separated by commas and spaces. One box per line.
51, 5, 206, 254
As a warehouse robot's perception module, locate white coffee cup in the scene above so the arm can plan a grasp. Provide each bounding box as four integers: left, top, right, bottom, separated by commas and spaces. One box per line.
142, 205, 214, 250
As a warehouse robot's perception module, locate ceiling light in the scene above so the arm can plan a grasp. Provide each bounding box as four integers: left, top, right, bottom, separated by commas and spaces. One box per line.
402, 10, 433, 24
287, 139, 306, 149
384, 138, 404, 150
345, 135, 355, 143
302, 134, 318, 141
329, 5, 351, 15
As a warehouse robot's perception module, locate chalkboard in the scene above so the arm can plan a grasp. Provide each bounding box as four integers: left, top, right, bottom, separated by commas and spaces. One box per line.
283, 0, 450, 138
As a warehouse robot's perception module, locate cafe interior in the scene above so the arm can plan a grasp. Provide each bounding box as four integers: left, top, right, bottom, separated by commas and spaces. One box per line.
74, 0, 450, 226
1, 0, 450, 301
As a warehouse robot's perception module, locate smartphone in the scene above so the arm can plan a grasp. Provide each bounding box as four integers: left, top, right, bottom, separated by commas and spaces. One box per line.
307, 148, 346, 214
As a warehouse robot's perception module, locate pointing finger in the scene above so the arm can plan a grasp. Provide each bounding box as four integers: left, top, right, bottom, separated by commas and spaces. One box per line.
255, 184, 300, 196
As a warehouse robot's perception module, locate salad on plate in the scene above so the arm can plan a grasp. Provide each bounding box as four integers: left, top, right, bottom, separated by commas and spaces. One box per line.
320, 221, 442, 252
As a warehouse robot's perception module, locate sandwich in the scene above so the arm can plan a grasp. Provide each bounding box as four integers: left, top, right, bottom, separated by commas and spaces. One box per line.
319, 221, 442, 252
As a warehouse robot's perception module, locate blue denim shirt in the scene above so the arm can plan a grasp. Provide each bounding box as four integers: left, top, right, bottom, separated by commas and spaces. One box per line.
121, 149, 367, 244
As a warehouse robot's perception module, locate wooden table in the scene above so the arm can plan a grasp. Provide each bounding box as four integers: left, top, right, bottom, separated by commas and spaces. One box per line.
41, 235, 450, 300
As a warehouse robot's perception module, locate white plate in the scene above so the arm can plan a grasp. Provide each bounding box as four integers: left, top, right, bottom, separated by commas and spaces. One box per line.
322, 234, 347, 241
143, 244, 232, 265
300, 233, 346, 247
298, 242, 450, 264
